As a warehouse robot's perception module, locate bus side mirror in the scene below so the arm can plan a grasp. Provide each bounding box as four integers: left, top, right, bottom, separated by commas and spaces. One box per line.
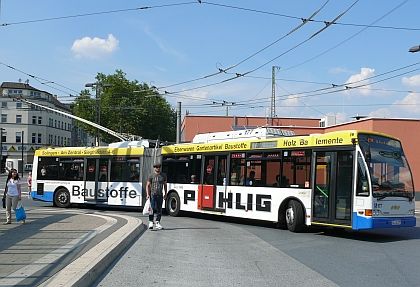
365, 151, 371, 162
364, 144, 371, 162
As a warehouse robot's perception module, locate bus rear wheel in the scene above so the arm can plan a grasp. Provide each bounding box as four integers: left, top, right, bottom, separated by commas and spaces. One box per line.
166, 192, 180, 217
54, 188, 71, 208
286, 200, 304, 232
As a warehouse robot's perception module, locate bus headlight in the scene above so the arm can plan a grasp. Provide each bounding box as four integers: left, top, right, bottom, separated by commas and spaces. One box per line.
372, 209, 380, 216
408, 209, 415, 216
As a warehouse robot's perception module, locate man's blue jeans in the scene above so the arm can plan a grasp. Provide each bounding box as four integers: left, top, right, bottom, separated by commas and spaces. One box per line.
149, 194, 163, 223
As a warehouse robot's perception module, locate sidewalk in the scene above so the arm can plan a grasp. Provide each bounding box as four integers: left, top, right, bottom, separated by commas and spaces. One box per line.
0, 207, 145, 287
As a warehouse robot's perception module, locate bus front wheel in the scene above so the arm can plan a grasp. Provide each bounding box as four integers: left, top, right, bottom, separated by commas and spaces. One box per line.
286, 200, 304, 232
166, 192, 180, 217
54, 188, 71, 208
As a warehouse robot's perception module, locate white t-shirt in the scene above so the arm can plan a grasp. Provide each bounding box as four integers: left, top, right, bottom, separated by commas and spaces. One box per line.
6, 179, 21, 196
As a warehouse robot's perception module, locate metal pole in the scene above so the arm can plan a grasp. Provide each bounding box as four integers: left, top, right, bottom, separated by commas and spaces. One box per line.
96, 83, 100, 146
176, 102, 181, 144
21, 130, 24, 177
271, 66, 280, 125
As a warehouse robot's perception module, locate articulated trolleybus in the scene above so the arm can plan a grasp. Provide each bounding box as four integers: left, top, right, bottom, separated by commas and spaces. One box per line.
162, 128, 415, 232
31, 140, 160, 208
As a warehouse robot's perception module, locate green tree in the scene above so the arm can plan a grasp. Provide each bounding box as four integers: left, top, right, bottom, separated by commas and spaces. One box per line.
73, 70, 176, 143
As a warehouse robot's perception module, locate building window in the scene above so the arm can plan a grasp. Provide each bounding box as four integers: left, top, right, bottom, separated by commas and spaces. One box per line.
32, 116, 37, 124
54, 120, 57, 128
16, 102, 22, 109
38, 133, 42, 144
1, 131, 6, 143
1, 102, 7, 108
16, 132, 21, 143
30, 91, 41, 97
16, 115, 22, 123
54, 135, 56, 145
58, 121, 60, 129
8, 89, 21, 94
1, 114, 7, 123
32, 133, 36, 144
38, 116, 42, 125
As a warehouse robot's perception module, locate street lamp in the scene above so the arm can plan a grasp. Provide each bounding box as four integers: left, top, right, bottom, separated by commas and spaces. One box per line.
409, 45, 420, 53
85, 82, 111, 146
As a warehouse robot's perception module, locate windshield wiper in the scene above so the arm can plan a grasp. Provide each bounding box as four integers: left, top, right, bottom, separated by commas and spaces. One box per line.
376, 192, 413, 202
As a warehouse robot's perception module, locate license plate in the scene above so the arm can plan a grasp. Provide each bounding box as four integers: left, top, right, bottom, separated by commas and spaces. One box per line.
392, 220, 401, 225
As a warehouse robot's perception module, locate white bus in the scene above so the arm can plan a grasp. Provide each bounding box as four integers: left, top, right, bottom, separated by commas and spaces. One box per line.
161, 128, 416, 232
31, 140, 160, 208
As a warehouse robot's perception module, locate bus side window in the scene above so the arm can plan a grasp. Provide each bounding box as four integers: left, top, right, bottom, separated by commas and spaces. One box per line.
282, 150, 311, 188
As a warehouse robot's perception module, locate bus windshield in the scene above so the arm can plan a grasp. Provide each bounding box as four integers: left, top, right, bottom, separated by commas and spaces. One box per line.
359, 134, 414, 200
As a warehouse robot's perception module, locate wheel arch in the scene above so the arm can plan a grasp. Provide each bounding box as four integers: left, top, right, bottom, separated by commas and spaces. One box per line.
165, 189, 182, 216
53, 186, 71, 207
277, 196, 307, 227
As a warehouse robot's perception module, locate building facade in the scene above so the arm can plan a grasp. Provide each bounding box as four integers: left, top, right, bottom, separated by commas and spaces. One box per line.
0, 82, 91, 172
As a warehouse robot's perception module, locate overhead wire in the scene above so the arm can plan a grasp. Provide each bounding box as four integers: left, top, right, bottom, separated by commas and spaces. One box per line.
2, 1, 418, 31
0, 0, 417, 116
282, 0, 410, 72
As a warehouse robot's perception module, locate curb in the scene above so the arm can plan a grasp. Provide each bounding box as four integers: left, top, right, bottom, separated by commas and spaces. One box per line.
39, 214, 145, 287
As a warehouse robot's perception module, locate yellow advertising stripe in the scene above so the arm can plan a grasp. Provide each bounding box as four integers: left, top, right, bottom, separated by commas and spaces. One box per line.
162, 130, 363, 154
35, 147, 145, 157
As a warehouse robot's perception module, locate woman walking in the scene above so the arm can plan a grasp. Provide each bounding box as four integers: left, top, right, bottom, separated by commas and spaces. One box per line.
27, 171, 32, 199
3, 169, 24, 224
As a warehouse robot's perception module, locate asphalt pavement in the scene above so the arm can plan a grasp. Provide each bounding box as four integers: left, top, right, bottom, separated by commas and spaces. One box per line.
0, 173, 145, 287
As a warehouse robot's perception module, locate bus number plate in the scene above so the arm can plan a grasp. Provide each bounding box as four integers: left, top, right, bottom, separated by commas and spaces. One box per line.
392, 220, 401, 226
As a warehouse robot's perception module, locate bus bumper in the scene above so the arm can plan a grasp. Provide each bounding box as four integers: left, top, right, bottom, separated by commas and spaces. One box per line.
353, 213, 416, 229
31, 191, 54, 202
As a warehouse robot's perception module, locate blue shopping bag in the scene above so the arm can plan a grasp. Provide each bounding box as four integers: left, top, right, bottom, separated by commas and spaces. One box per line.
15, 202, 26, 222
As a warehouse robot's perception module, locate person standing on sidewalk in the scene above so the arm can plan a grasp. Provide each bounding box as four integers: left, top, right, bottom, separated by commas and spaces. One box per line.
27, 171, 32, 199
3, 169, 24, 224
146, 162, 167, 230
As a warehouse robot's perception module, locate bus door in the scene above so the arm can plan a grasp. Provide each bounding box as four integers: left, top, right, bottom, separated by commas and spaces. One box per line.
84, 158, 109, 202
312, 150, 353, 227
199, 155, 228, 212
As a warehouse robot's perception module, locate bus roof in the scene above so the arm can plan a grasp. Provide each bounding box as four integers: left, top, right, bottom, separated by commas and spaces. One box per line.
162, 129, 400, 154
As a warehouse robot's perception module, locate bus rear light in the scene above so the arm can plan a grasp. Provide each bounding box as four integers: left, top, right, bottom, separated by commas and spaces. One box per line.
358, 210, 364, 215
365, 209, 372, 216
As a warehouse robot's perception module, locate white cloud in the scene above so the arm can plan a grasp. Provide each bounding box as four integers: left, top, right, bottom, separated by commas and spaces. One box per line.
282, 94, 300, 106
393, 92, 420, 114
334, 112, 347, 124
344, 67, 375, 96
71, 34, 119, 59
368, 108, 392, 118
402, 74, 420, 87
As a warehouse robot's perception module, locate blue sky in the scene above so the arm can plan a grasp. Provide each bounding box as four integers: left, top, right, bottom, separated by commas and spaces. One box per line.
1, 0, 420, 125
